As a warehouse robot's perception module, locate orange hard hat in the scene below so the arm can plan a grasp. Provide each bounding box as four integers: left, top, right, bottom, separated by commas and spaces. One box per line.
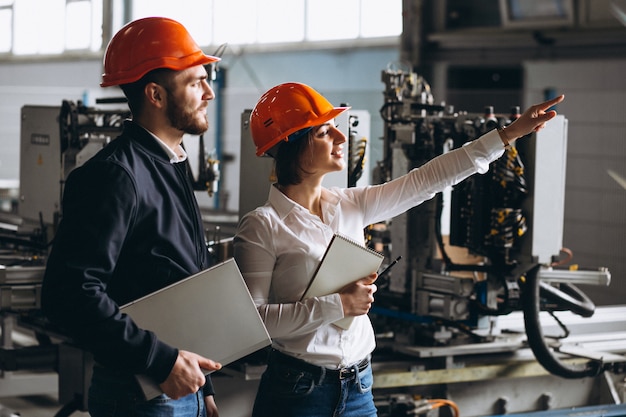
101, 17, 220, 87
250, 82, 350, 156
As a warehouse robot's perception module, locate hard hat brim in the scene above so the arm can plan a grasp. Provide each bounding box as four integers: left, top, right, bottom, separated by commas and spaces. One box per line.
255, 106, 349, 156
101, 53, 220, 87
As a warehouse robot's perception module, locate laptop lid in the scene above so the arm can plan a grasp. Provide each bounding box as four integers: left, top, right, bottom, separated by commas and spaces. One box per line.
120, 258, 271, 399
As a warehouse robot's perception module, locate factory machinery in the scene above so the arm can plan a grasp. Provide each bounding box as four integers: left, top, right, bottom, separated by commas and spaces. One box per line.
367, 65, 625, 416
0, 100, 136, 412
1, 67, 625, 416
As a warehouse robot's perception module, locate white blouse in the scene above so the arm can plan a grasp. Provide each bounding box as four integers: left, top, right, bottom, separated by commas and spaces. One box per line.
233, 129, 505, 369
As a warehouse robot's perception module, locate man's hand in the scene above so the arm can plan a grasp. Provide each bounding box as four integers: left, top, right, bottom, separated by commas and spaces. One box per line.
159, 350, 222, 399
339, 273, 378, 317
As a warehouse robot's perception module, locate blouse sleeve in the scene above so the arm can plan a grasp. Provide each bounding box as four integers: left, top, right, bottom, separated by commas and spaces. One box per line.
359, 129, 505, 226
234, 213, 345, 339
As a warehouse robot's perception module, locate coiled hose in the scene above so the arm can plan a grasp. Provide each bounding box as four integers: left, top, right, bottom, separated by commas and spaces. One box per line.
522, 264, 604, 378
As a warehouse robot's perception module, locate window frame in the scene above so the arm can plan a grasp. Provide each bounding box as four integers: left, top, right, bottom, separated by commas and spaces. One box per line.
0, 0, 401, 60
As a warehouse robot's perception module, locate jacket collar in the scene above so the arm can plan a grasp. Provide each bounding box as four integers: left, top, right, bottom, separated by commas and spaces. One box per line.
122, 120, 172, 162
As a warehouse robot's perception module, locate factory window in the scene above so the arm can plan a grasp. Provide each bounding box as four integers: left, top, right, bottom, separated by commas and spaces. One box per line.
0, 1, 12, 53
6, 0, 102, 55
131, 0, 401, 46
305, 0, 402, 41
1, 0, 399, 56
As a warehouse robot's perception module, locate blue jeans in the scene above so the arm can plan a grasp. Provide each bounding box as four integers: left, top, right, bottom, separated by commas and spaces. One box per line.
251, 352, 377, 417
88, 366, 206, 417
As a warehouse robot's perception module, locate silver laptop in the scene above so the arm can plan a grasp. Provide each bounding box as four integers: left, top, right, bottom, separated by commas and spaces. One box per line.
120, 258, 271, 400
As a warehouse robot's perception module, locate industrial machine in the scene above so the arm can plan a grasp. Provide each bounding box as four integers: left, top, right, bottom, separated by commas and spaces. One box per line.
19, 99, 220, 230
368, 64, 624, 416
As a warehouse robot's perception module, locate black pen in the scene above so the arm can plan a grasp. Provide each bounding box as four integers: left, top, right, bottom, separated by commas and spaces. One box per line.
378, 255, 402, 279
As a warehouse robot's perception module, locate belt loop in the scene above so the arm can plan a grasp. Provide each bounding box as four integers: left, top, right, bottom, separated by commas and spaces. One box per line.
352, 362, 361, 381
317, 366, 326, 385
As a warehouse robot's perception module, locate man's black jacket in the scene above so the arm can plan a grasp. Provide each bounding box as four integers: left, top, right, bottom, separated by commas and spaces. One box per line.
42, 120, 214, 394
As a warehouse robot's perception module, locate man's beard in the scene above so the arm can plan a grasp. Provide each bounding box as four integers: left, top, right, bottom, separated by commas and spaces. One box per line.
166, 95, 208, 135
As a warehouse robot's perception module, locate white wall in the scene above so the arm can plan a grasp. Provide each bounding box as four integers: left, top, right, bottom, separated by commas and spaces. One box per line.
0, 60, 102, 180
524, 59, 626, 305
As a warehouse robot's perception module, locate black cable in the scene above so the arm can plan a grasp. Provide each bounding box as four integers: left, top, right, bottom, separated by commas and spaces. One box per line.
539, 281, 595, 318
522, 264, 603, 379
546, 310, 570, 340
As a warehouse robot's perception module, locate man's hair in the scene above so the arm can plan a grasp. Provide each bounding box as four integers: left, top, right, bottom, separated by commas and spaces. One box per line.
120, 68, 176, 116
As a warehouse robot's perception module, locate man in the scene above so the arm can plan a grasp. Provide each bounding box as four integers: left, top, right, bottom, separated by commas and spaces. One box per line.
41, 17, 222, 416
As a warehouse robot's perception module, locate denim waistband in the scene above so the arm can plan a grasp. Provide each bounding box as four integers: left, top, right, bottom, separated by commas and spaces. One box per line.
268, 349, 370, 382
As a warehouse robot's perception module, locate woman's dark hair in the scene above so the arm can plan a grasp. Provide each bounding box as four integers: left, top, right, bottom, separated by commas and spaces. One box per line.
274, 131, 315, 186
120, 68, 175, 116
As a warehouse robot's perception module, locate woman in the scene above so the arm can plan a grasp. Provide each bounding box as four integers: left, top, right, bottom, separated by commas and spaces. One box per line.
234, 82, 564, 417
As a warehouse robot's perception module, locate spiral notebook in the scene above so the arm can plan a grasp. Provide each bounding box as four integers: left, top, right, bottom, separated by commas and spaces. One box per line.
120, 258, 271, 400
301, 233, 384, 329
